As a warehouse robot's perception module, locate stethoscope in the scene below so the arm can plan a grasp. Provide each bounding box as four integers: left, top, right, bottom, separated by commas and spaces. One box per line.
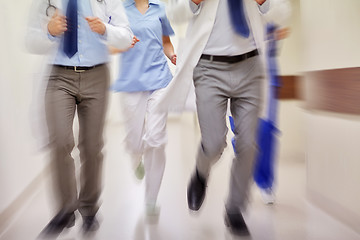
46, 0, 105, 16
46, 0, 56, 16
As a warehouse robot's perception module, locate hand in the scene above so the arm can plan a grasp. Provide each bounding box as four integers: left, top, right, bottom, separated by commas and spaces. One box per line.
85, 17, 106, 35
275, 27, 290, 40
254, 0, 266, 5
170, 54, 177, 65
47, 10, 67, 36
191, 0, 204, 5
130, 36, 140, 48
109, 36, 139, 53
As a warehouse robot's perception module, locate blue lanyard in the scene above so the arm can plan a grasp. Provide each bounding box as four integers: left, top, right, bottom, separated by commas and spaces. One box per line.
266, 23, 280, 124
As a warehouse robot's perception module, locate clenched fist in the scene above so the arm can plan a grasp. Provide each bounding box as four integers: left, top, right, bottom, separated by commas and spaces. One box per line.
47, 10, 67, 36
85, 17, 106, 35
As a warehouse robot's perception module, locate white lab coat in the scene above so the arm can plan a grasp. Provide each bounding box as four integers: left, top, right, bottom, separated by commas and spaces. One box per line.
263, 0, 292, 28
156, 0, 272, 112
26, 0, 133, 55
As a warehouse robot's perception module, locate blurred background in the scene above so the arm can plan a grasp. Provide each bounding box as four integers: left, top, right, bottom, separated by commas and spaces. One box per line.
1, 0, 360, 239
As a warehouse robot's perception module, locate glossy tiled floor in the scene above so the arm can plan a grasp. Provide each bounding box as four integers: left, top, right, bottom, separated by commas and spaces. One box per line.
1, 102, 360, 240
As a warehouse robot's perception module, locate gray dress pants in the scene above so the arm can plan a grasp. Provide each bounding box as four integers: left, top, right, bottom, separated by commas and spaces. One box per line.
193, 55, 264, 213
45, 64, 109, 217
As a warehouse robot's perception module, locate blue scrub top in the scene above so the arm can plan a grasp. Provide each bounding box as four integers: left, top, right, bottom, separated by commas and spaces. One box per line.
112, 0, 175, 92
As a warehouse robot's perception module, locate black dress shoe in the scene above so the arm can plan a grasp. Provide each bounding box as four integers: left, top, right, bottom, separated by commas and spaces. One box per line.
82, 216, 99, 233
187, 169, 207, 211
39, 211, 75, 237
225, 212, 250, 236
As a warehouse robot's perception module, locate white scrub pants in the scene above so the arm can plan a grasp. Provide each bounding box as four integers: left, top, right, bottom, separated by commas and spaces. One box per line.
120, 88, 168, 205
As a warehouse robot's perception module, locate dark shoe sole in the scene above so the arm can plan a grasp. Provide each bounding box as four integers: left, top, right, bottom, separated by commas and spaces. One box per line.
38, 213, 75, 238
187, 169, 207, 211
224, 214, 250, 236
82, 216, 100, 233
187, 197, 205, 211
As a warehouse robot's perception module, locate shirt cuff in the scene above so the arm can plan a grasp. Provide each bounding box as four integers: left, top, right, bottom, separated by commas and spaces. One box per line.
189, 0, 202, 14
47, 32, 58, 41
100, 27, 108, 40
258, 0, 270, 14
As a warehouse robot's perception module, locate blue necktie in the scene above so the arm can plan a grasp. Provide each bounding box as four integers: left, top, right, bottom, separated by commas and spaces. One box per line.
228, 0, 250, 37
63, 0, 78, 58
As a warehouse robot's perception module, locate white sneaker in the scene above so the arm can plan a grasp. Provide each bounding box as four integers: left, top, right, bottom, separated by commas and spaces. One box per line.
260, 188, 275, 205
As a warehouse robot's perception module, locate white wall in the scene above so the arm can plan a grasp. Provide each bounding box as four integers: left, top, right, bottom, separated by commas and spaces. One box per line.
301, 0, 360, 71
0, 1, 48, 213
277, 0, 302, 76
305, 111, 360, 233
274, 0, 305, 164
301, 0, 360, 233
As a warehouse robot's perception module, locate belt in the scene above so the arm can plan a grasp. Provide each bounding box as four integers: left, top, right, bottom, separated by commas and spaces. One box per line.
200, 49, 258, 63
53, 64, 104, 72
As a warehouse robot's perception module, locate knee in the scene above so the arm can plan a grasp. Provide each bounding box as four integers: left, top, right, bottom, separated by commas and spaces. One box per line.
143, 128, 167, 149
79, 139, 103, 157
234, 135, 256, 156
51, 135, 74, 152
201, 137, 227, 159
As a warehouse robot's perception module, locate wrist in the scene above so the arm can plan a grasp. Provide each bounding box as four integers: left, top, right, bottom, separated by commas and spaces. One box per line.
47, 24, 54, 36
100, 24, 106, 35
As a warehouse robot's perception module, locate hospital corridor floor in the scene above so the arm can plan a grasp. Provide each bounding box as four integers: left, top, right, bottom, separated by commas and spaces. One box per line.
1, 109, 360, 240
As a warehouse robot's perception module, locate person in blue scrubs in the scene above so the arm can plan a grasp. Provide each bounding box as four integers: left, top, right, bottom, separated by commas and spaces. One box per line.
112, 0, 176, 216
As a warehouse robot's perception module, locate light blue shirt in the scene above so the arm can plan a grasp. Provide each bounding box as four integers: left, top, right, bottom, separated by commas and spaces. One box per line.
112, 0, 174, 92
52, 0, 108, 66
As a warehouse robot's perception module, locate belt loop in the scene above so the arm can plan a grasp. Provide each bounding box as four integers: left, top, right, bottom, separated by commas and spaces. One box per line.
74, 66, 85, 73
210, 55, 213, 62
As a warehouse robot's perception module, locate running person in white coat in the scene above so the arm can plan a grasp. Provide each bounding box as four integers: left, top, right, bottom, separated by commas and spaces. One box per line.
26, 0, 133, 237
158, 0, 274, 236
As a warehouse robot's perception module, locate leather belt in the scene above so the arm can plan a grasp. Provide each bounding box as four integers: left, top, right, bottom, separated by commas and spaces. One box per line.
200, 49, 258, 63
53, 64, 104, 73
